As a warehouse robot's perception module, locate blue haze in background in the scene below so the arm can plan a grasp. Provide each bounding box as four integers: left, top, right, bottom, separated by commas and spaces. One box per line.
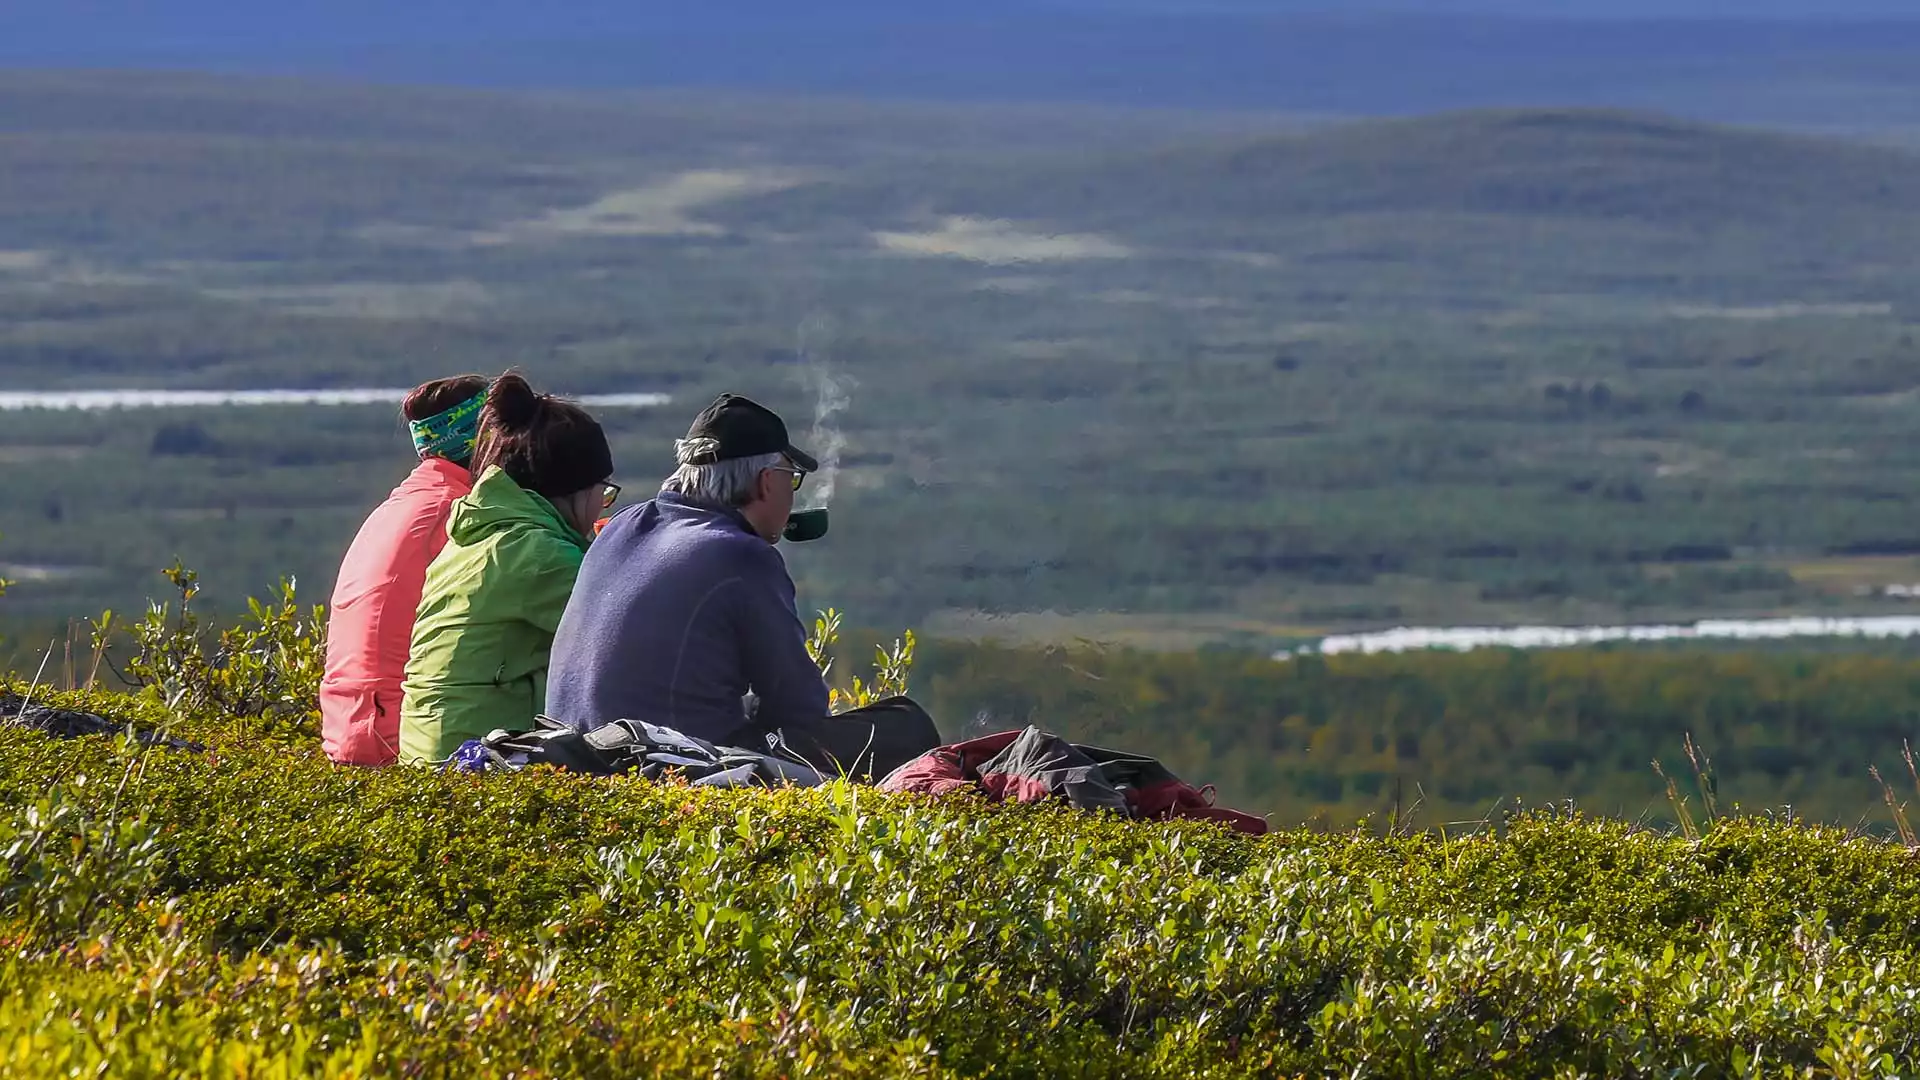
5, 1, 1920, 120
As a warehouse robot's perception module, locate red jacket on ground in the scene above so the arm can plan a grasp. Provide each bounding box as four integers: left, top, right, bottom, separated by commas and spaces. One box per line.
320, 457, 473, 766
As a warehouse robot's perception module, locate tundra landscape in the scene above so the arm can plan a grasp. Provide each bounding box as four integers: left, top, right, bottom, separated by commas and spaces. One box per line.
7, 5, 1920, 1072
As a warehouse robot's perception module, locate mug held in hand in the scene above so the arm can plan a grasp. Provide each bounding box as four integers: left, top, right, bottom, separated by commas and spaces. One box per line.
783, 507, 829, 543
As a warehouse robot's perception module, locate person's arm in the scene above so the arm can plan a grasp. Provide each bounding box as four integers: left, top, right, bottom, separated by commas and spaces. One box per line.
730, 547, 831, 730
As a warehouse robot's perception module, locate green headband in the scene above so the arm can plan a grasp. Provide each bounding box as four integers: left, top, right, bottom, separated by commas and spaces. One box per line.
408, 388, 487, 462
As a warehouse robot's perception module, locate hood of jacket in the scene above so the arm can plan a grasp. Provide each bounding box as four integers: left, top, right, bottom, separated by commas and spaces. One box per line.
448, 465, 589, 551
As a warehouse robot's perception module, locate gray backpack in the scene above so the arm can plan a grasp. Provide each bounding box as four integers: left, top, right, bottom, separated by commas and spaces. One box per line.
451, 715, 828, 788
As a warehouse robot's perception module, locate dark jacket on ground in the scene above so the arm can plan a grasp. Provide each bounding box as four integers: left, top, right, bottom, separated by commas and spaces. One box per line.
543, 492, 829, 743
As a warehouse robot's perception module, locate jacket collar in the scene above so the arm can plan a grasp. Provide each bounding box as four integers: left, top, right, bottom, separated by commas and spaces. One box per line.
411, 455, 475, 492
452, 465, 590, 550
654, 490, 759, 537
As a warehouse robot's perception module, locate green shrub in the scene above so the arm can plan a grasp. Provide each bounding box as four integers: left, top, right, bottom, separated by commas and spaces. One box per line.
6, 571, 1920, 1075
4, 687, 1920, 1076
99, 561, 326, 739
83, 564, 912, 740
805, 606, 917, 712
0, 767, 164, 945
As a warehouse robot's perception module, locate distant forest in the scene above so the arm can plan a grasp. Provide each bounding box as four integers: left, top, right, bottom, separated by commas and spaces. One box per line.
914, 640, 1920, 827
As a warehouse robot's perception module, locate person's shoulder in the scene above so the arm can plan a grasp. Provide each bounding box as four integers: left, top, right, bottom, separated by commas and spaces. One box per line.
372, 462, 463, 528
594, 499, 657, 537
346, 488, 450, 559
648, 498, 760, 547
396, 457, 471, 500
670, 521, 778, 579
719, 531, 790, 581
489, 517, 586, 572
655, 505, 781, 568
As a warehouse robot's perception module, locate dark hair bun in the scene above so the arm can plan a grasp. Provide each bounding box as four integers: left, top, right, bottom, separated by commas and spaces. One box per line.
467, 372, 612, 498
485, 372, 541, 429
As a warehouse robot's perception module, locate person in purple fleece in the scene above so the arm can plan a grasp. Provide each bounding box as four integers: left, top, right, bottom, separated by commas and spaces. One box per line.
544, 393, 938, 780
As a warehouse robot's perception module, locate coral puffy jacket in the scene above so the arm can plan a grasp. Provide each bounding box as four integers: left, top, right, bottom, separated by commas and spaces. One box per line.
320, 457, 473, 766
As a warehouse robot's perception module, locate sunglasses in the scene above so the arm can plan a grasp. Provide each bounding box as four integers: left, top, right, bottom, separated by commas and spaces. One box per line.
768, 466, 807, 492
601, 482, 621, 509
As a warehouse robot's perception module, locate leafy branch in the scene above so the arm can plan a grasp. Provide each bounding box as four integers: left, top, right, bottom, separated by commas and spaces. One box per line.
94, 560, 326, 736
805, 607, 916, 714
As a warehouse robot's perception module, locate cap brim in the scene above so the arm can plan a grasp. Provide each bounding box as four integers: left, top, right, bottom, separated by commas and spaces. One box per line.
786, 445, 820, 473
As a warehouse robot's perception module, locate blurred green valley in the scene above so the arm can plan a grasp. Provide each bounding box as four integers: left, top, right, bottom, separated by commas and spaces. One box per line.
3, 71, 1920, 655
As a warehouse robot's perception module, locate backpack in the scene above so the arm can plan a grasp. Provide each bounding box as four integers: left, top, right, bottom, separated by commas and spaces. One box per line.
446, 715, 828, 788
2, 692, 204, 753
878, 726, 1268, 835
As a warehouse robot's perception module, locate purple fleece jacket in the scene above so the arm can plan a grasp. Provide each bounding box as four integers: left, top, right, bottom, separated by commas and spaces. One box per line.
543, 492, 829, 742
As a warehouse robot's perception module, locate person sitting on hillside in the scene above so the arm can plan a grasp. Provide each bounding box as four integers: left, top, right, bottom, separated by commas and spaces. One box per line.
544, 393, 939, 780
397, 372, 617, 765
320, 374, 489, 767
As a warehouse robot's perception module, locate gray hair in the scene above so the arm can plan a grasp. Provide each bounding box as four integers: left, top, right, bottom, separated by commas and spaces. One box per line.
661, 450, 785, 507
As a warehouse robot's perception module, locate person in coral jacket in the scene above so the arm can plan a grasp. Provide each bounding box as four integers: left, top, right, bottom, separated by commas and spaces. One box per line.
319, 375, 489, 766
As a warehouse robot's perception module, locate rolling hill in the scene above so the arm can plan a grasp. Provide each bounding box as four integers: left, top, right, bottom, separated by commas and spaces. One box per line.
1052, 109, 1920, 228
8, 73, 1919, 270
728, 107, 1920, 227
713, 108, 1920, 305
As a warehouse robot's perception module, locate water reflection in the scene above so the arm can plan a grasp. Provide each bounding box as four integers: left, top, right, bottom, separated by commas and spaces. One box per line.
1299, 616, 1920, 657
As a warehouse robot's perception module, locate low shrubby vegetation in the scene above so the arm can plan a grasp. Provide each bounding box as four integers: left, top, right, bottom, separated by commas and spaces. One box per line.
4, 579, 1920, 1076
7, 692, 1920, 1077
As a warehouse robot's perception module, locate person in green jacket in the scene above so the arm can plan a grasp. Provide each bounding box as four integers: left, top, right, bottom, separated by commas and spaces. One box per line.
398, 372, 618, 764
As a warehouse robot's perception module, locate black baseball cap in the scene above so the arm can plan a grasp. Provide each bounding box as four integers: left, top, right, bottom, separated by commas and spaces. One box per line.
682, 393, 818, 472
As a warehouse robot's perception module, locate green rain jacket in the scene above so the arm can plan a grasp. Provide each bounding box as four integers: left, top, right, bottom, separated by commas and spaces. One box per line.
398, 465, 590, 763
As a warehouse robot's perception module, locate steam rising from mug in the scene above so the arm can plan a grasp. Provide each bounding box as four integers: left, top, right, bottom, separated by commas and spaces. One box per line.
797, 314, 851, 510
